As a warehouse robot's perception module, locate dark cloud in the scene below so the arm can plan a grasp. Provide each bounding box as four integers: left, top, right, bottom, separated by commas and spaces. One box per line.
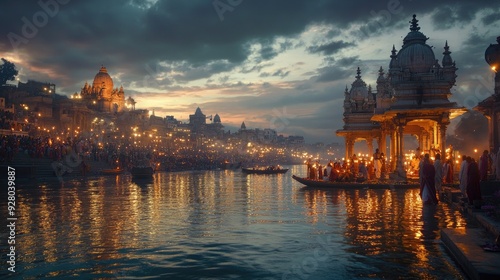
0, 0, 498, 143
315, 66, 352, 83
308, 40, 356, 56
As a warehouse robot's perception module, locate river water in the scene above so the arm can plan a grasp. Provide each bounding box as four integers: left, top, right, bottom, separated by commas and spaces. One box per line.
1, 165, 467, 279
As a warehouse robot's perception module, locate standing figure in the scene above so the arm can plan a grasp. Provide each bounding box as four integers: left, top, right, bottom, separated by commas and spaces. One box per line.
479, 150, 489, 181
420, 154, 438, 205
380, 153, 386, 179
434, 153, 443, 194
373, 148, 381, 179
458, 155, 468, 198
466, 157, 482, 205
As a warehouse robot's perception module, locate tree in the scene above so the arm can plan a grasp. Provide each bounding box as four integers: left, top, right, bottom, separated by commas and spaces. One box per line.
0, 58, 19, 86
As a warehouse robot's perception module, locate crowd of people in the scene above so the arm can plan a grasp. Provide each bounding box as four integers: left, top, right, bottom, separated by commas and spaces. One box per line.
305, 152, 387, 183
0, 132, 288, 174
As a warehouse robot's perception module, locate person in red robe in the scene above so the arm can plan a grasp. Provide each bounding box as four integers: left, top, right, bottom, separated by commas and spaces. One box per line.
420, 154, 438, 205
466, 157, 482, 204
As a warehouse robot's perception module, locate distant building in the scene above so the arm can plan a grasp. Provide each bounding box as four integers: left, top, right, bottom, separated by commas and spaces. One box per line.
18, 80, 55, 96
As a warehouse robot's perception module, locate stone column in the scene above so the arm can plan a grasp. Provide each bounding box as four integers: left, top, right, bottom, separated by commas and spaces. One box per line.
344, 137, 349, 160
390, 130, 397, 171
440, 123, 448, 156
396, 124, 405, 174
418, 133, 424, 153
379, 132, 387, 157
367, 138, 374, 157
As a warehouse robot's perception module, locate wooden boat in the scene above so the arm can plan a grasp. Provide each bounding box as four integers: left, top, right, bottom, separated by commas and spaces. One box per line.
101, 168, 124, 175
130, 166, 154, 179
292, 175, 420, 189
242, 167, 289, 174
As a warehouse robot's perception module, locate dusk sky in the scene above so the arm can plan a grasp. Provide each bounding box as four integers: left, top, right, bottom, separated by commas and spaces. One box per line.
1, 0, 499, 143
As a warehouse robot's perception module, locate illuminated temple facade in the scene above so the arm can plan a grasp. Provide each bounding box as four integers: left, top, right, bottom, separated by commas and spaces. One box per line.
78, 66, 126, 113
337, 15, 467, 178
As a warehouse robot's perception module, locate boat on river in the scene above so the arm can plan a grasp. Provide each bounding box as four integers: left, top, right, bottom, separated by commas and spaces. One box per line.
130, 159, 154, 179
131, 166, 154, 179
101, 168, 124, 175
292, 175, 420, 189
242, 166, 289, 174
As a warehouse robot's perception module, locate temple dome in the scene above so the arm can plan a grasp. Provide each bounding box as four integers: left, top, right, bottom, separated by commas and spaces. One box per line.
397, 15, 435, 73
92, 66, 114, 99
397, 43, 435, 73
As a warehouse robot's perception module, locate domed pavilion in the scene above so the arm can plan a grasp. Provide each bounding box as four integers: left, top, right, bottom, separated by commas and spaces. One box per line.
337, 15, 467, 179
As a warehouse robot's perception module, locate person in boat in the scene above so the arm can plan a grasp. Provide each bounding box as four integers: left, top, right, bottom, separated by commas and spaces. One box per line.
326, 160, 333, 178
323, 167, 329, 181
380, 153, 386, 179
420, 153, 438, 205
359, 160, 368, 181
329, 163, 340, 182
310, 163, 317, 180
373, 148, 382, 179
306, 158, 312, 178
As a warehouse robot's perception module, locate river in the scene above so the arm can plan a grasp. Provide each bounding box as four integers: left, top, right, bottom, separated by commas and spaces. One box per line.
0, 165, 467, 279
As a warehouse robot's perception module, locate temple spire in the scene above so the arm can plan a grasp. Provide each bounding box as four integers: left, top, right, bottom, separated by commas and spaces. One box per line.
442, 40, 453, 67
389, 45, 398, 69
410, 14, 420, 32
356, 67, 361, 79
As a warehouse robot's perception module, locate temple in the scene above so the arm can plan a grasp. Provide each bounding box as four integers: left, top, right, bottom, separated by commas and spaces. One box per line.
76, 66, 126, 113
337, 15, 467, 179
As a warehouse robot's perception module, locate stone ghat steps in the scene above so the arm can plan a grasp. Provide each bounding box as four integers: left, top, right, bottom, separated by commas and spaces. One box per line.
441, 228, 500, 280
441, 186, 500, 280
0, 152, 113, 180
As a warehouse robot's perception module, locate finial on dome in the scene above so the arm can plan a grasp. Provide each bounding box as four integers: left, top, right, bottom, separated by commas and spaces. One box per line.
99, 65, 108, 73
345, 85, 349, 93
356, 67, 361, 79
391, 45, 397, 57
378, 66, 384, 75
410, 14, 420, 32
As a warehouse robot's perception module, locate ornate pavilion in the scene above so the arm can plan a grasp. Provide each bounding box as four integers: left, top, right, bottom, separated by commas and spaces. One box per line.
337, 15, 467, 179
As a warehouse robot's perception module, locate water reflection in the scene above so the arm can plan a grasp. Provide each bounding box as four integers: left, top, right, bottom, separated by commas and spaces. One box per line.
298, 187, 466, 279
0, 167, 467, 279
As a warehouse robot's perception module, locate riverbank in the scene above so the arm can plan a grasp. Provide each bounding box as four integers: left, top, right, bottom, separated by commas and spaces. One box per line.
441, 183, 500, 280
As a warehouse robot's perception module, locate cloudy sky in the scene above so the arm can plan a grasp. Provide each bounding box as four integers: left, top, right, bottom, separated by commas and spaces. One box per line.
0, 0, 499, 143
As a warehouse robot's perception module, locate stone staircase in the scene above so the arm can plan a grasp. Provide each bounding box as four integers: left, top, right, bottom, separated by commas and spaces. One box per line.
0, 151, 114, 180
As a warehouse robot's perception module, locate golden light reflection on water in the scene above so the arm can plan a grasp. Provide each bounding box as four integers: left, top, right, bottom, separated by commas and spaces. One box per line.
301, 186, 467, 272
8, 167, 468, 279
